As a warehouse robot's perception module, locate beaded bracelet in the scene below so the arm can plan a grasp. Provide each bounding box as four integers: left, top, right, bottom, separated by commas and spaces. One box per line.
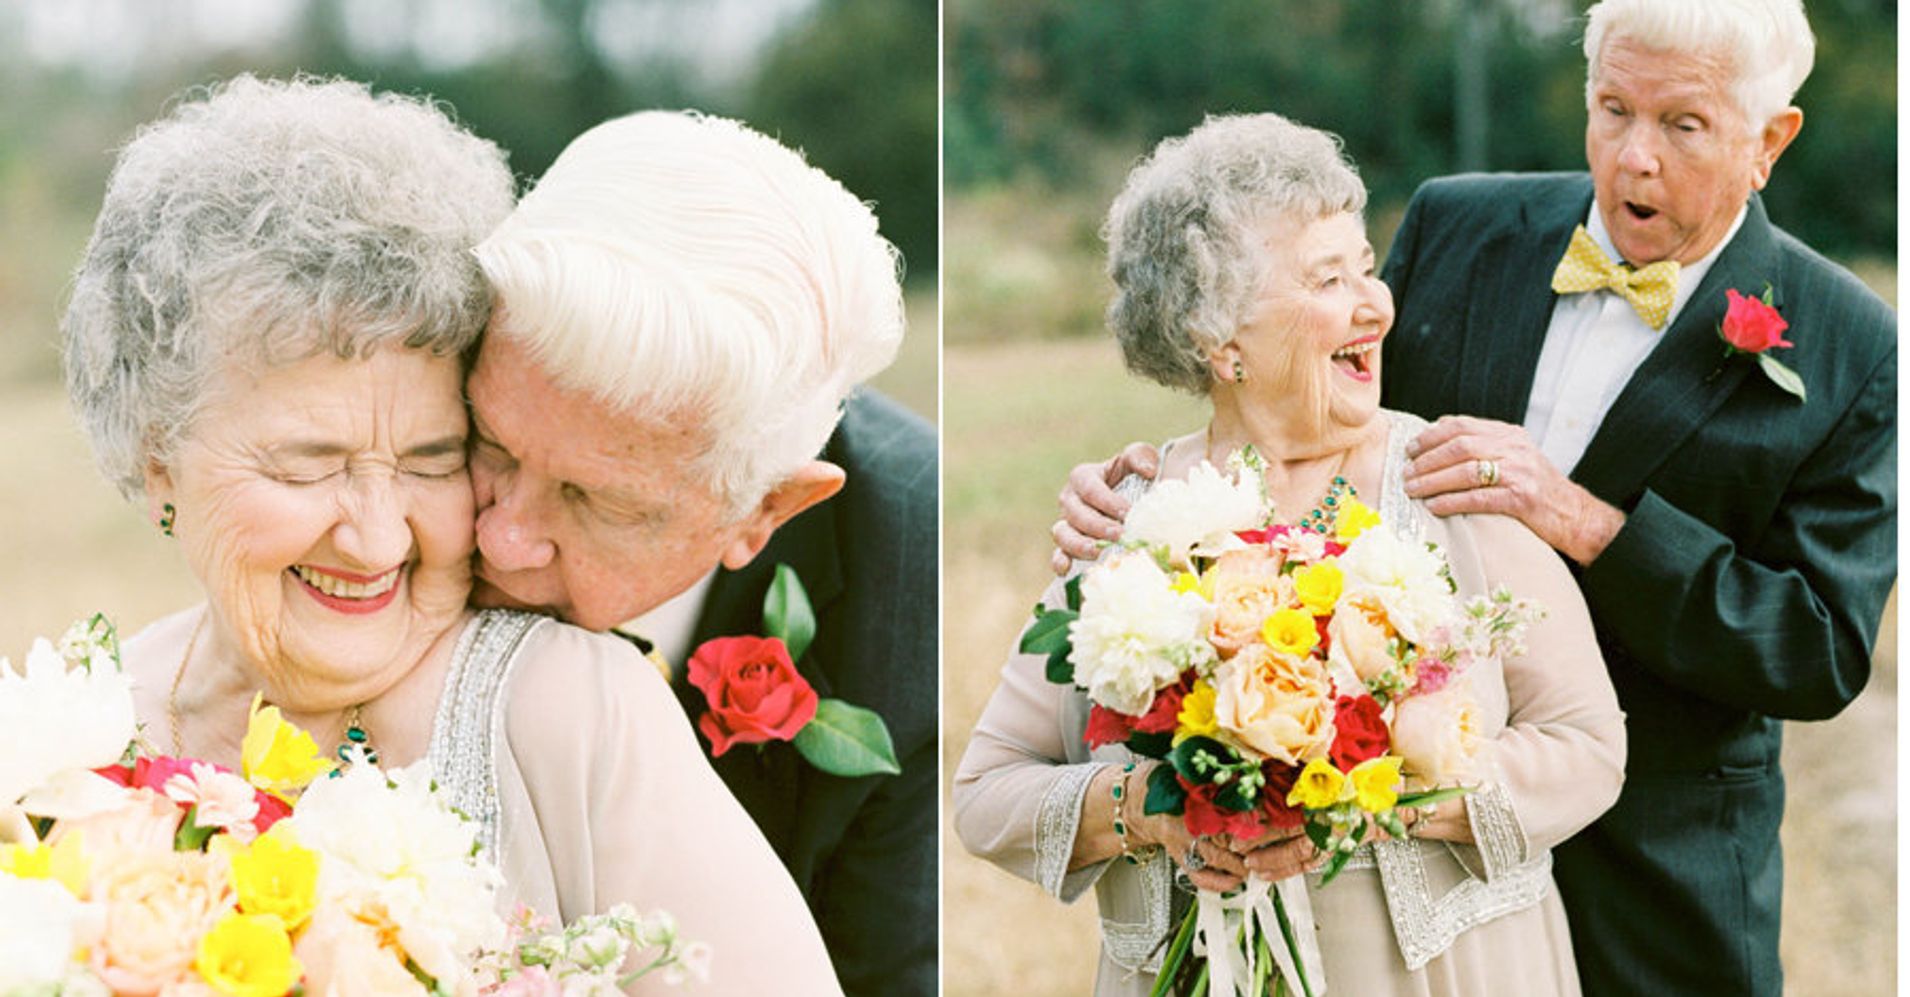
1111, 762, 1146, 864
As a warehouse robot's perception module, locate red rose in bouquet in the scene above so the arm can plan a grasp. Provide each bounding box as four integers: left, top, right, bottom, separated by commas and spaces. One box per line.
1328, 695, 1389, 771
688, 635, 820, 757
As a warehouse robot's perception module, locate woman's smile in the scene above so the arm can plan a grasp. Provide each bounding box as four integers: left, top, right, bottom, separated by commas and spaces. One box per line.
1331, 335, 1381, 383
290, 563, 406, 614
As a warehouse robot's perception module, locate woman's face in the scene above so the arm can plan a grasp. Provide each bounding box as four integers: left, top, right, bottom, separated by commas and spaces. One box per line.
147, 346, 474, 703
1223, 210, 1393, 433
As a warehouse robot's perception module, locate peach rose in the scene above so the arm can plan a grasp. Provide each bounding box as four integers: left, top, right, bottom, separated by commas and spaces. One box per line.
296, 905, 430, 997
49, 788, 182, 868
1207, 548, 1293, 658
90, 850, 234, 994
1212, 644, 1335, 765
1327, 595, 1398, 683
1391, 680, 1484, 787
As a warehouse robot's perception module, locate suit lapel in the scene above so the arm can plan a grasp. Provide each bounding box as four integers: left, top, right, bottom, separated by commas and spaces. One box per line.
1570, 195, 1780, 504
676, 495, 845, 858
1459, 182, 1590, 421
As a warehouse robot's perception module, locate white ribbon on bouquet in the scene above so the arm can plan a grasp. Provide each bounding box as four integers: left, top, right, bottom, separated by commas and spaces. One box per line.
1193, 876, 1327, 996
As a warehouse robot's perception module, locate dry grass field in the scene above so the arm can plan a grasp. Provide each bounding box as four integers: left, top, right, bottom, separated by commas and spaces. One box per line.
942, 334, 1897, 997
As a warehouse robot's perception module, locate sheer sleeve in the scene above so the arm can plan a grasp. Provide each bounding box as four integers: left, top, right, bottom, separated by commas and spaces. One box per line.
498, 622, 842, 995
953, 578, 1114, 903
1446, 513, 1627, 866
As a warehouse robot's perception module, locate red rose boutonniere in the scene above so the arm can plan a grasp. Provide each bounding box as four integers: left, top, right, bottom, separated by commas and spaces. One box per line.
687, 565, 900, 777
1719, 287, 1805, 402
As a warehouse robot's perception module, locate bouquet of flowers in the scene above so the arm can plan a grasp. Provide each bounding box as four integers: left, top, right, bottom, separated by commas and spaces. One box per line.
0, 615, 704, 996
1022, 451, 1542, 997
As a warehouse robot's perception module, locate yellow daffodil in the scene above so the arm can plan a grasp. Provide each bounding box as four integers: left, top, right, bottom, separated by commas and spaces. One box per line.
1349, 756, 1405, 813
1287, 758, 1346, 810
0, 834, 88, 897
1335, 497, 1382, 543
197, 912, 302, 997
228, 826, 320, 930
1261, 607, 1320, 658
1174, 681, 1221, 744
241, 693, 335, 799
1292, 560, 1344, 616
1170, 569, 1216, 600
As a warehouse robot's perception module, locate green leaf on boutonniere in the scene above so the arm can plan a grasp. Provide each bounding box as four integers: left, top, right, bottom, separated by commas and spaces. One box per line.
1756, 352, 1807, 403
793, 697, 901, 776
763, 564, 817, 663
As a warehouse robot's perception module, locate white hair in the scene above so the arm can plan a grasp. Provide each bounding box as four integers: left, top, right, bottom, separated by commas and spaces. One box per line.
475, 110, 905, 512
1584, 0, 1815, 125
62, 74, 515, 498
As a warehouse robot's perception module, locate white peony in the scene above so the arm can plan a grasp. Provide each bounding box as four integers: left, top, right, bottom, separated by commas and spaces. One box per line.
1123, 461, 1265, 568
0, 637, 137, 806
287, 759, 506, 984
1336, 527, 1455, 644
1068, 553, 1214, 715
0, 873, 89, 989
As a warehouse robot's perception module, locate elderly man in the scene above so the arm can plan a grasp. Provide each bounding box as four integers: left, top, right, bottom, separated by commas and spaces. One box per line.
1057, 1, 1895, 993
466, 111, 937, 995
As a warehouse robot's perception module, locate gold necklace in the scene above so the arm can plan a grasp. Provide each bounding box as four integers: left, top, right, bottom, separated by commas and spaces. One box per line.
166, 609, 375, 765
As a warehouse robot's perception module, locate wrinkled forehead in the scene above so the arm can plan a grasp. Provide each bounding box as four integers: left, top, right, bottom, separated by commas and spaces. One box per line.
1591, 35, 1740, 106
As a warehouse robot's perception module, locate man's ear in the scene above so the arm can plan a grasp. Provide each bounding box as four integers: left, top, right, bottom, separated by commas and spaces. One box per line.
143, 459, 176, 532
718, 460, 847, 570
1750, 106, 1803, 191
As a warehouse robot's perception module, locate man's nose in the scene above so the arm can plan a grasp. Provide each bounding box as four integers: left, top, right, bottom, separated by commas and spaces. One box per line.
474, 472, 556, 572
1617, 123, 1661, 176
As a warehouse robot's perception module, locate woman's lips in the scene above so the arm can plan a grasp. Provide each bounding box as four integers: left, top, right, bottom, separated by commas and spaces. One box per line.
290, 564, 403, 615
1330, 336, 1379, 382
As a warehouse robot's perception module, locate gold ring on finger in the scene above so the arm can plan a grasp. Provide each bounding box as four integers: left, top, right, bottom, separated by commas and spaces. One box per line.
1474, 458, 1501, 488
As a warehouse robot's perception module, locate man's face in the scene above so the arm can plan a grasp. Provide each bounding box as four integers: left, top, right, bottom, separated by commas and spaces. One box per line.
1585, 37, 1783, 267
465, 334, 747, 631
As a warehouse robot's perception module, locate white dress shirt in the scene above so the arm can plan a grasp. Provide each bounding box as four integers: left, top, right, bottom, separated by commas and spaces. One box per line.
1522, 201, 1748, 473
616, 568, 717, 670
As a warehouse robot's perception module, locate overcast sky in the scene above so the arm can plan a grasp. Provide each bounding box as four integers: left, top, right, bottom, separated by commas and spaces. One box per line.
10, 0, 816, 84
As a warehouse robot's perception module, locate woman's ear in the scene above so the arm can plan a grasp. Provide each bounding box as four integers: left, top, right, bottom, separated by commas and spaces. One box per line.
1207, 341, 1241, 386
143, 459, 176, 532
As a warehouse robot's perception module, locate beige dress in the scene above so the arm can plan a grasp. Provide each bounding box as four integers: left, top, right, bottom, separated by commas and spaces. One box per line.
426, 609, 843, 995
953, 412, 1626, 996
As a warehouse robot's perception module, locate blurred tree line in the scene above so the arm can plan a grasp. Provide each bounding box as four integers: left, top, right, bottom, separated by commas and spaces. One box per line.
947, 0, 1895, 260
0, 0, 934, 381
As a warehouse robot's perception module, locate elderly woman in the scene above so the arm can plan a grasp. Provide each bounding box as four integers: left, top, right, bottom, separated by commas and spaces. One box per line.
953, 113, 1627, 995
62, 76, 840, 994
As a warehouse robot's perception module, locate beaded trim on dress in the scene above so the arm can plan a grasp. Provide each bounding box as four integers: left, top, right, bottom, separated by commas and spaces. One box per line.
426, 609, 547, 856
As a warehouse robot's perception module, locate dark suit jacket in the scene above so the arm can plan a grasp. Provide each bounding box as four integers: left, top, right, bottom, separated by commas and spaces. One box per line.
674, 389, 938, 997
1380, 173, 1896, 996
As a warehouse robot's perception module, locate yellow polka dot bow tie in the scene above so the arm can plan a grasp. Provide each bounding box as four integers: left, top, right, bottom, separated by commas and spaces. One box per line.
1550, 225, 1681, 330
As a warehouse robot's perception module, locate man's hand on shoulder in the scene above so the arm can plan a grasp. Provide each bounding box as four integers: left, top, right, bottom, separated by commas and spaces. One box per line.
1051, 442, 1160, 574
1403, 415, 1624, 565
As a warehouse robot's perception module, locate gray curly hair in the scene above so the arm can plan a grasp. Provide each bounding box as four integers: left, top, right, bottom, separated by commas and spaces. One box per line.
1104, 113, 1366, 395
62, 74, 516, 498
